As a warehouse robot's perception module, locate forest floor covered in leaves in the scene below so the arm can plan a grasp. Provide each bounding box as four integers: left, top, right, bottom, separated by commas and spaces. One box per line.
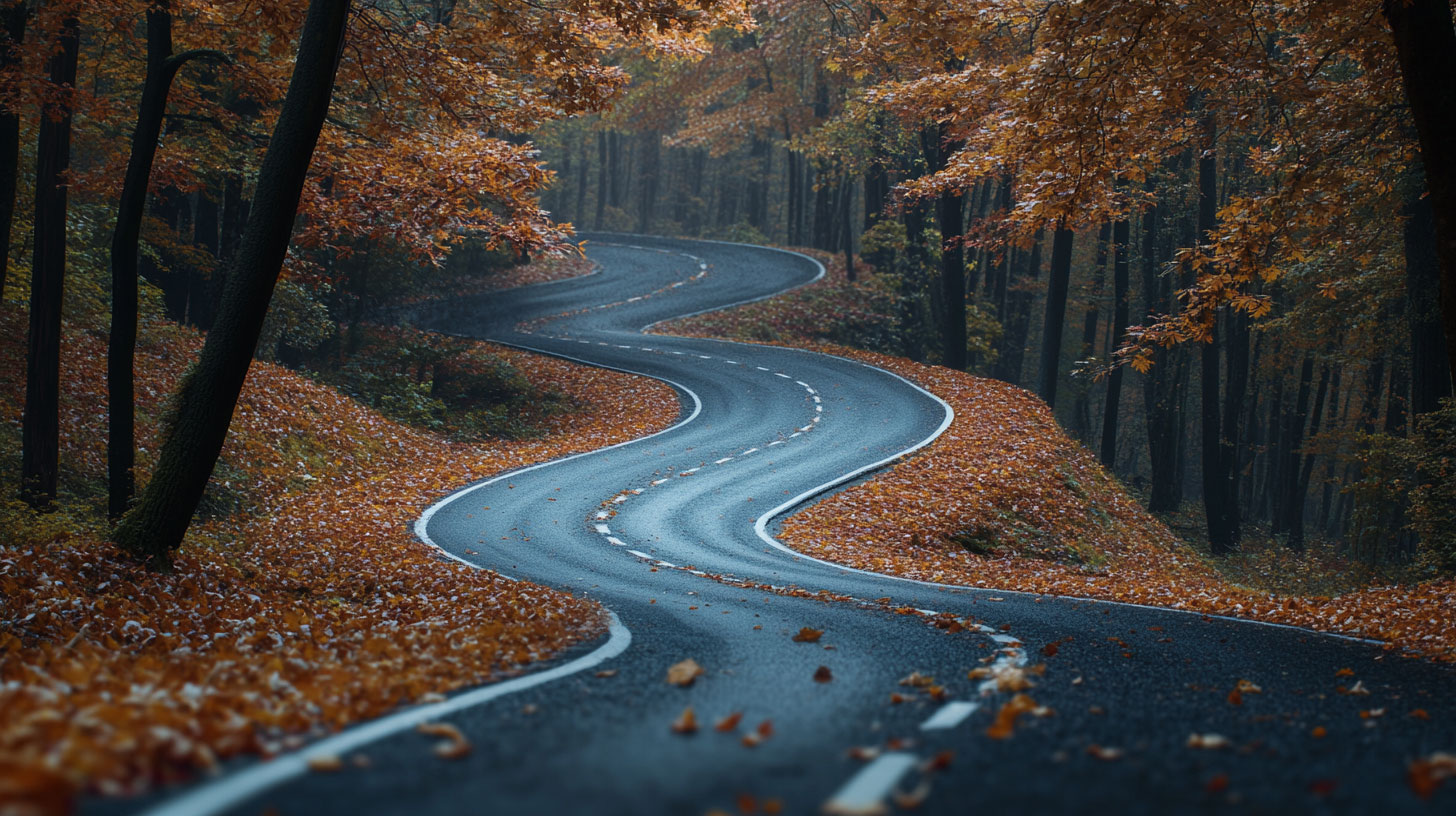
655, 250, 1456, 666
0, 265, 677, 798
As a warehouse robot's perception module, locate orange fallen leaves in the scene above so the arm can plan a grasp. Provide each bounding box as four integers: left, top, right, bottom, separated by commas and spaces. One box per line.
0, 305, 680, 794
662, 292, 1456, 665
1407, 752, 1456, 800
1186, 733, 1232, 750
671, 707, 699, 735
813, 665, 834, 683
1085, 744, 1125, 761
667, 659, 707, 687
715, 712, 744, 732
418, 723, 472, 760
791, 627, 824, 643
985, 693, 1045, 740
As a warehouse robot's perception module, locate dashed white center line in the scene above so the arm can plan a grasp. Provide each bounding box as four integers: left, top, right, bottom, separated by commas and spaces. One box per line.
919, 701, 979, 731
815, 405, 823, 412
799, 425, 813, 432
724, 360, 739, 365
680, 467, 699, 475
616, 344, 632, 349
822, 753, 918, 816
651, 478, 668, 486
714, 457, 733, 465
768, 440, 785, 446
698, 355, 712, 359
612, 495, 629, 504
756, 366, 771, 371
813, 396, 821, 403
595, 511, 610, 520
774, 372, 791, 379
626, 549, 652, 560
594, 524, 611, 534
605, 537, 627, 547
741, 448, 758, 455
796, 380, 810, 388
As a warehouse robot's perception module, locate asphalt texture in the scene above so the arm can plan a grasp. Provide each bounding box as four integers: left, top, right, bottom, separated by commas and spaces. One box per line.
114, 235, 1455, 816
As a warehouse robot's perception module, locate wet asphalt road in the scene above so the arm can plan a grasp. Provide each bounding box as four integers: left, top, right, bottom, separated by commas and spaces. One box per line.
119, 235, 1455, 816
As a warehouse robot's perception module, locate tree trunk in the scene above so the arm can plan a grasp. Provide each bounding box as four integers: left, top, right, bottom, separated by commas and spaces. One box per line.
1100, 215, 1130, 468
1075, 222, 1111, 441
107, 1, 224, 519
594, 130, 607, 228
114, 0, 352, 567
0, 0, 27, 299
937, 176, 965, 369
1384, 0, 1456, 393
1142, 198, 1184, 512
21, 11, 79, 510
1038, 223, 1075, 407
1404, 174, 1453, 415
841, 173, 856, 281
997, 226, 1042, 386
1197, 113, 1239, 553
636, 130, 660, 234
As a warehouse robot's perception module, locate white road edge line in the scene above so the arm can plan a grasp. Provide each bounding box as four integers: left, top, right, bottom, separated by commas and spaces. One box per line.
140, 616, 630, 816
919, 701, 979, 731
822, 752, 918, 816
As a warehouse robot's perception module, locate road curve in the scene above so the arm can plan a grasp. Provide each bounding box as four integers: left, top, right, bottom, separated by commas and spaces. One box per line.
125, 236, 1454, 816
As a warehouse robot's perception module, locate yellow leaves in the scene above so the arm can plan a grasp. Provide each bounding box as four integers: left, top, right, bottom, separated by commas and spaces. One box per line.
667, 658, 706, 687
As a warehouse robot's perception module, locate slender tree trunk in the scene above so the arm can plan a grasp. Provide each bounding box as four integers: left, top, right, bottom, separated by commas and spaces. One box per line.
191, 188, 220, 330
574, 131, 588, 227
1384, 0, 1456, 392
937, 185, 965, 369
1142, 198, 1183, 511
1100, 214, 1131, 468
594, 131, 607, 229
107, 1, 225, 519
1289, 363, 1331, 550
998, 226, 1042, 385
1197, 113, 1238, 553
1038, 223, 1075, 407
21, 11, 79, 509
1075, 222, 1111, 440
114, 0, 352, 567
841, 173, 856, 281
1404, 173, 1453, 414
636, 130, 660, 234
0, 0, 27, 299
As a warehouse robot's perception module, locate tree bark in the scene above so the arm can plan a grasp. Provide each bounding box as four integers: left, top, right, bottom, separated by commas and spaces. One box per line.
594, 130, 607, 228
1038, 223, 1075, 407
21, 11, 79, 510
1403, 174, 1453, 415
1197, 113, 1239, 554
107, 0, 226, 519
114, 0, 352, 567
0, 0, 27, 300
1384, 0, 1456, 393
1075, 222, 1111, 441
1100, 214, 1131, 468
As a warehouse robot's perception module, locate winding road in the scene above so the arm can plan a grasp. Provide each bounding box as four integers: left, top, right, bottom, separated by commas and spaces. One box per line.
127, 236, 1453, 815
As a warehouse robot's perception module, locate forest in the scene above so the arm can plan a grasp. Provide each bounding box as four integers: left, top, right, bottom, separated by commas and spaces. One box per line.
3, 0, 1456, 810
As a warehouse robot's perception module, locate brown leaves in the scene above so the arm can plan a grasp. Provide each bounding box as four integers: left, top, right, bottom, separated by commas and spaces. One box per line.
715, 712, 744, 732
671, 708, 699, 735
1408, 752, 1456, 800
667, 659, 706, 687
418, 723, 471, 759
791, 627, 824, 643
985, 693, 1048, 740
813, 666, 834, 683
1085, 744, 1125, 761
1186, 733, 1231, 750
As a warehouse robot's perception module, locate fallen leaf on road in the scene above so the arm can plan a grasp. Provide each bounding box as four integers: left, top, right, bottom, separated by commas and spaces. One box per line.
1041, 642, 1059, 658
1309, 779, 1338, 797
1410, 708, 1431, 720
847, 746, 880, 762
985, 693, 1042, 739
814, 666, 834, 683
1186, 733, 1231, 750
595, 669, 618, 678
1359, 708, 1385, 719
1311, 726, 1328, 738
716, 712, 744, 732
900, 672, 935, 688
1337, 680, 1370, 696
668, 658, 706, 686
1085, 744, 1124, 761
418, 722, 471, 759
671, 707, 699, 734
1335, 667, 1354, 677
756, 720, 774, 739
921, 750, 953, 773
792, 627, 824, 643
891, 779, 932, 809
1407, 752, 1456, 800
307, 755, 343, 773
1236, 679, 1262, 694
1206, 773, 1230, 793
1226, 689, 1243, 706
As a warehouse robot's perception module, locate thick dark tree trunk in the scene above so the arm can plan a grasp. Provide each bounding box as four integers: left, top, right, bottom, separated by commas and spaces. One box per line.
841, 173, 856, 281
1038, 224, 1075, 407
1384, 0, 1456, 393
114, 0, 352, 567
0, 0, 27, 299
1404, 176, 1453, 414
21, 12, 79, 510
1100, 215, 1131, 468
107, 1, 225, 519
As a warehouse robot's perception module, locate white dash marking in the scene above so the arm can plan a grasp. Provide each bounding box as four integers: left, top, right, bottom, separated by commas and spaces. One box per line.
594, 524, 611, 534
919, 701, 979, 731
774, 372, 792, 379
598, 342, 610, 346
651, 478, 668, 486
768, 440, 785, 446
789, 432, 801, 438
822, 753, 918, 816
611, 495, 629, 504
626, 296, 643, 302
714, 457, 733, 465
595, 511, 610, 520
606, 537, 627, 547
815, 405, 823, 412
796, 380, 810, 388
698, 355, 712, 359
756, 366, 771, 371
654, 560, 676, 568
627, 549, 652, 560
811, 417, 821, 423
671, 351, 685, 355
799, 426, 813, 432
680, 468, 699, 475
616, 345, 632, 349
813, 396, 821, 403
724, 360, 739, 365
741, 448, 758, 455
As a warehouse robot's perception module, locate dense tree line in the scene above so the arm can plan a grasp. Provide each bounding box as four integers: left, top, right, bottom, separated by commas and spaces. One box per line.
536, 0, 1456, 569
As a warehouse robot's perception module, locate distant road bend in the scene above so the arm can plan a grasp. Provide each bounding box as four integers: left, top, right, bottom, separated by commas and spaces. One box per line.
135, 235, 1454, 816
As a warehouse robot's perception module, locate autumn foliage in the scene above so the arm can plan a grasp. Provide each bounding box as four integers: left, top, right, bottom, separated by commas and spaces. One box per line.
660, 253, 1456, 663
0, 300, 679, 794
